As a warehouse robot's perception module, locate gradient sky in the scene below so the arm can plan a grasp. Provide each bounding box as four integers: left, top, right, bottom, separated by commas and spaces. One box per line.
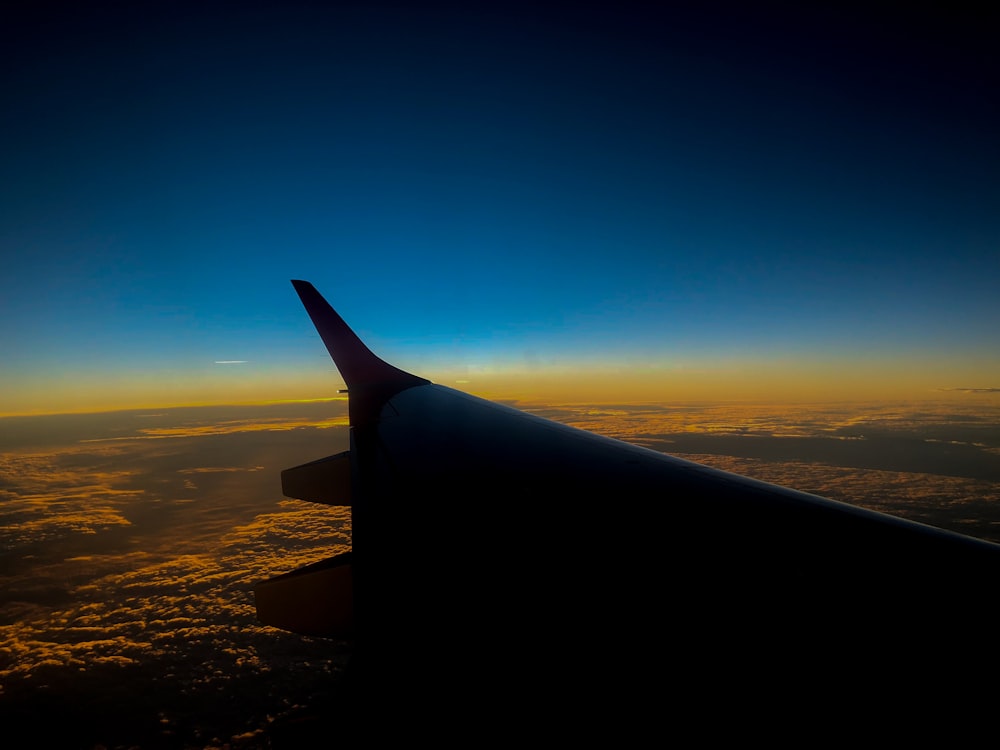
2, 2, 998, 414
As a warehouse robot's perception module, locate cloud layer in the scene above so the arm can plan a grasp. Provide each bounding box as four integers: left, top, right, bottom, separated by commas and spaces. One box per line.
2, 397, 999, 746
0, 403, 352, 747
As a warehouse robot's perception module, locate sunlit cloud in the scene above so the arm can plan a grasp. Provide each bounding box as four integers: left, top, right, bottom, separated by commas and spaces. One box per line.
214, 361, 248, 365
1, 500, 350, 681
80, 415, 350, 441
1, 406, 352, 689
0, 455, 140, 547
0, 428, 350, 745
939, 387, 1000, 394
178, 466, 265, 474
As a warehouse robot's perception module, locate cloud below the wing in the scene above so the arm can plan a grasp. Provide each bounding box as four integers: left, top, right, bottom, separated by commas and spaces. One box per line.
2, 398, 999, 745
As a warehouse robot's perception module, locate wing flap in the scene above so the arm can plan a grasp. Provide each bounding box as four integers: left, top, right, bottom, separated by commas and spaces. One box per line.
254, 552, 353, 638
281, 450, 352, 506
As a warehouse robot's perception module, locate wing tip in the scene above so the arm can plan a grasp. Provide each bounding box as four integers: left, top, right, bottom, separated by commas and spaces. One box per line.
289, 279, 429, 397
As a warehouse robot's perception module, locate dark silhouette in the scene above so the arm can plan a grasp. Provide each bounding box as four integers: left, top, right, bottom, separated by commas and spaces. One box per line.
256, 280, 1000, 738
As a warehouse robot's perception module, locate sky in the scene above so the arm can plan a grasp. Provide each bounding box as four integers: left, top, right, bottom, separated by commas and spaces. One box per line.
2, 2, 999, 414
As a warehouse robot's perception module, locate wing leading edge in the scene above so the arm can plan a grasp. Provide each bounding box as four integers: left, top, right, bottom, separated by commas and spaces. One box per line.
254, 280, 1000, 731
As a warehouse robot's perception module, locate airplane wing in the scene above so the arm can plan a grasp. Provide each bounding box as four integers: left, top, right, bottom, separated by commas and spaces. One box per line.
255, 280, 1000, 732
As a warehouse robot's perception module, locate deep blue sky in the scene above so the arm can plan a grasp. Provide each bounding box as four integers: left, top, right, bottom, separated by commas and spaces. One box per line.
2, 2, 998, 412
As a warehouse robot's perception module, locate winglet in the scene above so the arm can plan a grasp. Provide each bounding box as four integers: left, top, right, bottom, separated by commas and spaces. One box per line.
291, 280, 429, 399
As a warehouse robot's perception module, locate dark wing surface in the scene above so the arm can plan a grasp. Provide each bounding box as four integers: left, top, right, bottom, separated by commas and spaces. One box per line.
255, 280, 1000, 735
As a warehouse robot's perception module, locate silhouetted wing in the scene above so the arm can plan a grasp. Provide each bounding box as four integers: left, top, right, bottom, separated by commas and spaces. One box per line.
255, 280, 1000, 731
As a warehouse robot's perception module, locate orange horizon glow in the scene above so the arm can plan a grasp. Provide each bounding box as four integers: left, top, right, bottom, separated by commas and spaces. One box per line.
2, 353, 998, 418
